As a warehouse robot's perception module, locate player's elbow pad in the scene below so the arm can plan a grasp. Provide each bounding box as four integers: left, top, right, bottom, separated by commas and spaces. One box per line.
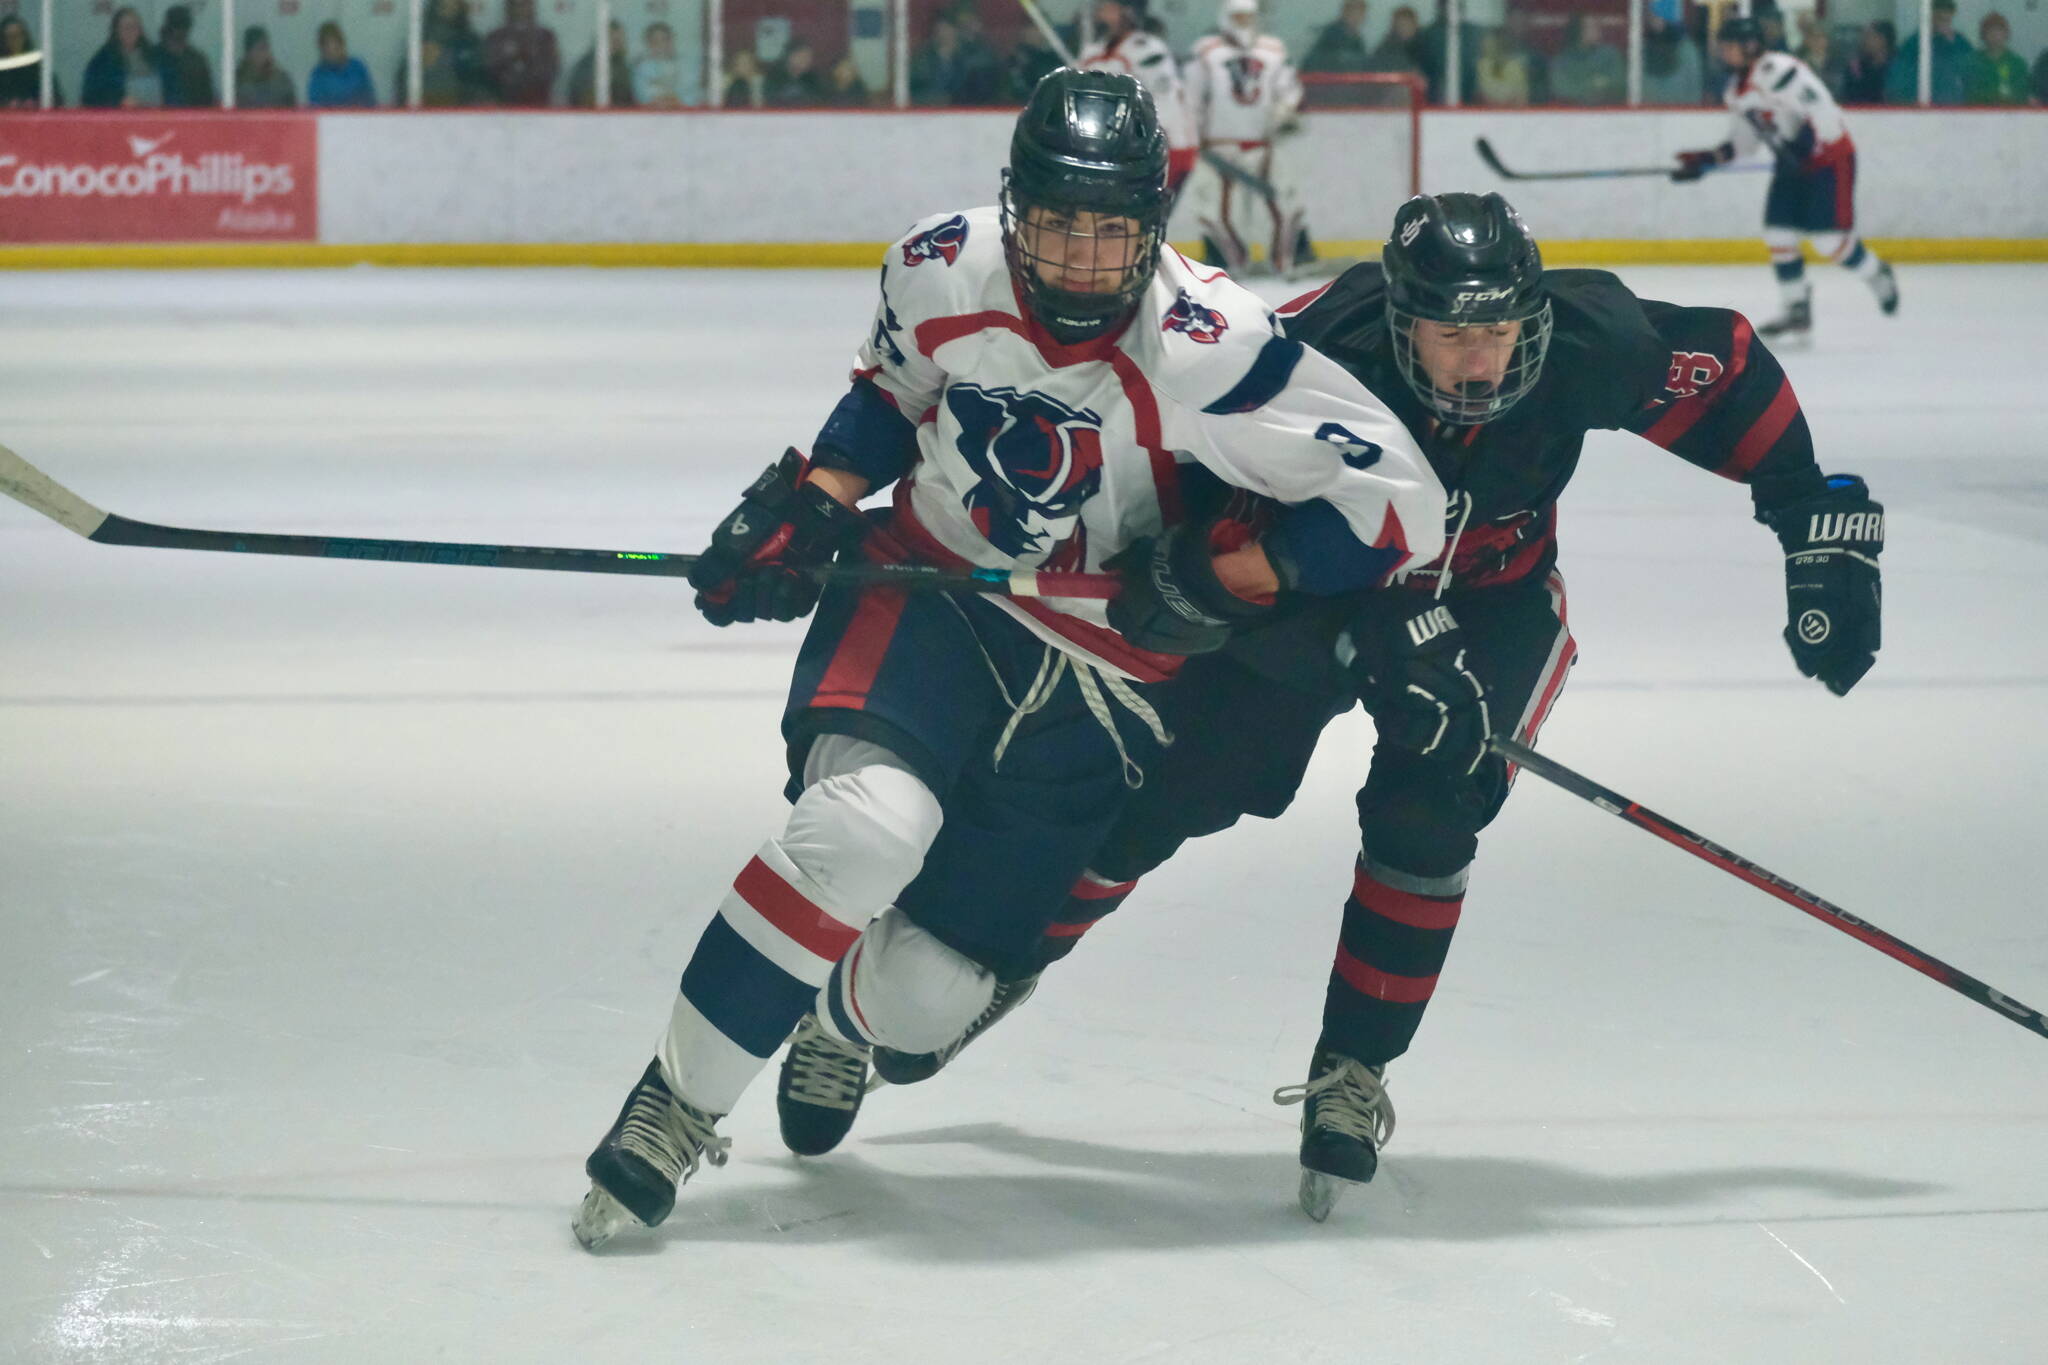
812, 378, 919, 488
1264, 498, 1405, 596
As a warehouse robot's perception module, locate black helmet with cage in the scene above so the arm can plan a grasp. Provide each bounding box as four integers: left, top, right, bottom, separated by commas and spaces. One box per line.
1380, 191, 1552, 425
1003, 68, 1171, 344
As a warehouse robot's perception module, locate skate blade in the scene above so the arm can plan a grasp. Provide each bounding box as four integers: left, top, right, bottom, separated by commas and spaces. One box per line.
572, 1184, 639, 1252
1297, 1168, 1362, 1223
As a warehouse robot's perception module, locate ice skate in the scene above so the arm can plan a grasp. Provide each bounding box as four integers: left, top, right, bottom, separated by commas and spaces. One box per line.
573, 1057, 729, 1251
1872, 261, 1900, 315
1272, 1050, 1396, 1222
776, 1013, 880, 1157
872, 972, 1039, 1085
1757, 290, 1812, 342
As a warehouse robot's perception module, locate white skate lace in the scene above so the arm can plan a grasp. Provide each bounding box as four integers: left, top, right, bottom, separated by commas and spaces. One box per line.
1272, 1057, 1397, 1151
619, 1070, 730, 1185
784, 1014, 880, 1111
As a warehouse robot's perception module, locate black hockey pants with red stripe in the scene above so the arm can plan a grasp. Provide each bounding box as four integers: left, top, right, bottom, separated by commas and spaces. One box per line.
1031, 573, 1576, 1068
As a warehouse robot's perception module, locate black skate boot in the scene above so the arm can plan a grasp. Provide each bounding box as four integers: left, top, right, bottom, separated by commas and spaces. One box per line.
776, 1013, 878, 1157
872, 972, 1039, 1085
1272, 1050, 1397, 1223
1758, 290, 1812, 341
1872, 261, 1900, 315
573, 1057, 729, 1251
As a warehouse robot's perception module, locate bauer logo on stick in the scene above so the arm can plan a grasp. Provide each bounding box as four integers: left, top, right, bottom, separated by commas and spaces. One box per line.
902, 214, 970, 267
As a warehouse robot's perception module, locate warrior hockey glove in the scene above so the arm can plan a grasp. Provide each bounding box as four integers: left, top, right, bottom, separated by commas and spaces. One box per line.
1761, 474, 1883, 697
1342, 599, 1493, 774
689, 448, 869, 627
1106, 519, 1273, 656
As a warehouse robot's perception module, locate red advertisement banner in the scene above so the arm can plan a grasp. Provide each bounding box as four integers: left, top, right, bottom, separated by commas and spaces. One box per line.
0, 113, 317, 244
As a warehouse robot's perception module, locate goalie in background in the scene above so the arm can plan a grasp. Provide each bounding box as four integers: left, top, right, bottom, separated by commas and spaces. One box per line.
1671, 14, 1899, 340
1184, 0, 1316, 276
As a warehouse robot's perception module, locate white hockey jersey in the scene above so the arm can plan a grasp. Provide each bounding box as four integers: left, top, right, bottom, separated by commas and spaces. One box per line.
1186, 31, 1302, 145
1077, 30, 1197, 158
850, 207, 1444, 682
1723, 52, 1851, 168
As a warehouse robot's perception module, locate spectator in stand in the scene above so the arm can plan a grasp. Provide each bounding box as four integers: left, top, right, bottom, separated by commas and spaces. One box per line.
634, 22, 699, 108
1549, 13, 1624, 105
1417, 0, 1480, 104
1366, 6, 1425, 79
1303, 0, 1371, 75
952, 9, 1005, 103
1473, 27, 1530, 106
403, 0, 490, 108
83, 7, 167, 108
820, 54, 871, 108
235, 26, 296, 108
0, 15, 61, 108
723, 49, 766, 107
766, 38, 826, 105
909, 13, 1002, 107
1964, 13, 2029, 103
1642, 11, 1705, 104
1005, 26, 1062, 100
1755, 4, 1790, 54
485, 0, 561, 107
307, 21, 376, 107
2035, 45, 2048, 102
1840, 20, 1893, 103
1792, 13, 1845, 96
159, 5, 216, 107
1887, 0, 1970, 104
570, 20, 635, 106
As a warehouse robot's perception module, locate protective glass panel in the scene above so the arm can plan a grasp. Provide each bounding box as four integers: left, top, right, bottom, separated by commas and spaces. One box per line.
718, 1, 877, 108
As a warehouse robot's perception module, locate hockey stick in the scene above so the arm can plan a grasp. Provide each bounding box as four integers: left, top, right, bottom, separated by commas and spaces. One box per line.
0, 442, 1118, 600
1474, 137, 1771, 182
0, 50, 41, 73
1492, 736, 2048, 1043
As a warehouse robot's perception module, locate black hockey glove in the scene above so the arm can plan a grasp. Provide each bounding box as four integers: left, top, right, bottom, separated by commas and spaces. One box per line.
688, 448, 868, 627
1671, 148, 1721, 183
1106, 519, 1272, 656
1342, 598, 1493, 774
1760, 474, 1883, 697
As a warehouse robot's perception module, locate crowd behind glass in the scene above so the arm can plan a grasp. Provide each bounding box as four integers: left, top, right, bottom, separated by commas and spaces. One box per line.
0, 0, 2040, 112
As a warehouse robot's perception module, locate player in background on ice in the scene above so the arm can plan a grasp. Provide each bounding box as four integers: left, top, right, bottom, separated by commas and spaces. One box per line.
1184, 0, 1316, 277
1078, 0, 1199, 192
775, 192, 1886, 1221
570, 69, 1453, 1250
1671, 15, 1899, 340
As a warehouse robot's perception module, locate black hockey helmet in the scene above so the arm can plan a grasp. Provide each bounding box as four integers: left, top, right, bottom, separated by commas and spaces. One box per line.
1002, 68, 1171, 344
1717, 15, 1765, 54
1380, 192, 1552, 425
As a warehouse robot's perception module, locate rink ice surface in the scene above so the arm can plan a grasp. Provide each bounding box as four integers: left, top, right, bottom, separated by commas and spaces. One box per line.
1, 263, 2044, 1364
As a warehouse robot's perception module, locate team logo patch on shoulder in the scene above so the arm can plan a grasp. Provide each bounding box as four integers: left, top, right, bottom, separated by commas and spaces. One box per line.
1163, 289, 1229, 345
902, 214, 970, 267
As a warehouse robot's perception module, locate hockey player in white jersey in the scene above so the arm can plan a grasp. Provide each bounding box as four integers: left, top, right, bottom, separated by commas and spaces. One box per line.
1078, 0, 1198, 191
1184, 0, 1313, 276
570, 69, 1457, 1249
1671, 15, 1898, 339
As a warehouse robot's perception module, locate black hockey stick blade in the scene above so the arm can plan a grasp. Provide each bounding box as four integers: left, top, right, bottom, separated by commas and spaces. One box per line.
1494, 735, 2048, 1043
1474, 137, 1770, 183
1199, 146, 1281, 201
0, 441, 1115, 599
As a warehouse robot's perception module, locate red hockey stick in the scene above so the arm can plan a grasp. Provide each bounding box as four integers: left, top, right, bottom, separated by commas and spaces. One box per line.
1494, 736, 2047, 1042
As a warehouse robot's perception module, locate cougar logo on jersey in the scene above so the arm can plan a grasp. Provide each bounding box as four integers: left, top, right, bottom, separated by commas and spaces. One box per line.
871, 296, 907, 367
1404, 605, 1458, 647
945, 385, 1106, 557
1664, 351, 1725, 398
1162, 290, 1230, 344
1809, 510, 1883, 544
1226, 55, 1266, 103
902, 214, 969, 268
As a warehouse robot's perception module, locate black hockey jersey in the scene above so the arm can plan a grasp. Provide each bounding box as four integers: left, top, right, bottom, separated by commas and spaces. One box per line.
1276, 263, 1829, 594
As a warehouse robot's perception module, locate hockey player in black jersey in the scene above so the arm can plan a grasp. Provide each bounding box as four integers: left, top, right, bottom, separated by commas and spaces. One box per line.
774, 191, 1886, 1220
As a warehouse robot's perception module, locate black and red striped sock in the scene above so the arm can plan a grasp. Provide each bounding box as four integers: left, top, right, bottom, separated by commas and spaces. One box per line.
1032, 871, 1140, 969
1318, 856, 1468, 1066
